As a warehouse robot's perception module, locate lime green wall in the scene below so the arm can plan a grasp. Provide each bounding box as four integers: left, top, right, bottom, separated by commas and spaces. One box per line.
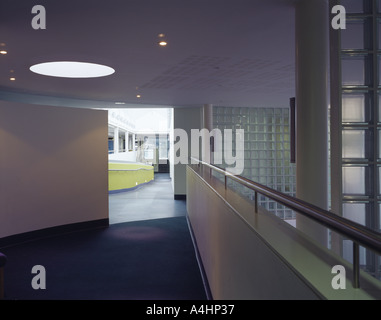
108, 163, 154, 191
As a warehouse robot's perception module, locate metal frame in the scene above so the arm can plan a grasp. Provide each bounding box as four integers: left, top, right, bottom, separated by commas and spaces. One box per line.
336, 0, 381, 278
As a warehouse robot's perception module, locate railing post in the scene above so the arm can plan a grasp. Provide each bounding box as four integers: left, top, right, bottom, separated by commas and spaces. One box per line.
255, 191, 258, 213
353, 242, 360, 289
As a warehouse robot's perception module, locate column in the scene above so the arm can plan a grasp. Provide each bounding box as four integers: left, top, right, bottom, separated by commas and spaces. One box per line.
202, 104, 214, 164
125, 131, 129, 151
114, 127, 119, 154
295, 0, 329, 247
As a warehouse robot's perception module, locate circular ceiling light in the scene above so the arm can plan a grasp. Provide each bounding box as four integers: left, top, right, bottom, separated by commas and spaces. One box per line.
29, 61, 115, 78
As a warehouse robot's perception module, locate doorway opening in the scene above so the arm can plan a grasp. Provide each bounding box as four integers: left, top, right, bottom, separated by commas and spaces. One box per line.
107, 108, 180, 224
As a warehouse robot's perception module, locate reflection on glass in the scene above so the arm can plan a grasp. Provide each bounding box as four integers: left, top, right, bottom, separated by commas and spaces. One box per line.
342, 94, 365, 122
342, 166, 365, 194
342, 58, 365, 86
342, 130, 365, 158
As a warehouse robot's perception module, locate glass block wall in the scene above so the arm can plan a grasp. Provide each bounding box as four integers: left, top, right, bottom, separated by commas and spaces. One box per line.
213, 106, 296, 222
339, 0, 381, 278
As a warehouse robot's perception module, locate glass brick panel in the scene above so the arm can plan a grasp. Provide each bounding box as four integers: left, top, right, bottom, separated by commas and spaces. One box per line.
342, 166, 366, 194
342, 94, 365, 122
214, 106, 295, 219
342, 22, 364, 50
342, 58, 365, 86
340, 0, 381, 281
343, 202, 366, 226
342, 130, 365, 158
341, 0, 365, 13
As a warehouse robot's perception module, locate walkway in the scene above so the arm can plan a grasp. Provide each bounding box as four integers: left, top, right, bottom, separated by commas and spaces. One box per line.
1, 173, 207, 300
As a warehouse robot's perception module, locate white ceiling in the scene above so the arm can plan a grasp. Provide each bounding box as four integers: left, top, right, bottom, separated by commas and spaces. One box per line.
0, 0, 296, 109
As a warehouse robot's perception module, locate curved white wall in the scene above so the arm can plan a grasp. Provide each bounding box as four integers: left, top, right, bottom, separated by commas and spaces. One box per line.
0, 101, 108, 239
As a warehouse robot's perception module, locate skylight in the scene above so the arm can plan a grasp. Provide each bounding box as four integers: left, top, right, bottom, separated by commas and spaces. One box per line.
30, 61, 115, 78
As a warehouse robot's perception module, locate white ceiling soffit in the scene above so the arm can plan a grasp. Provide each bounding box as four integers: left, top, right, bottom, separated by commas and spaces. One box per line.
0, 0, 295, 109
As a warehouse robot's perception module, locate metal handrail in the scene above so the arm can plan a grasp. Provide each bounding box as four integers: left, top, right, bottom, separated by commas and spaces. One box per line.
190, 157, 381, 288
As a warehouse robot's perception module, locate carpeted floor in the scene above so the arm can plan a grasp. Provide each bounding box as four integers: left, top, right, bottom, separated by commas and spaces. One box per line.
1, 216, 207, 300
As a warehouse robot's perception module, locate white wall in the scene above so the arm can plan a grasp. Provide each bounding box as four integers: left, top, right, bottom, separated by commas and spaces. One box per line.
0, 101, 108, 239
173, 107, 201, 196
186, 167, 321, 300
108, 109, 137, 133
127, 108, 172, 135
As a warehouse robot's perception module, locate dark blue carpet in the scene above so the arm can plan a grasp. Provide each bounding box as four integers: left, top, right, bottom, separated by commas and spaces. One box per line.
1, 216, 207, 300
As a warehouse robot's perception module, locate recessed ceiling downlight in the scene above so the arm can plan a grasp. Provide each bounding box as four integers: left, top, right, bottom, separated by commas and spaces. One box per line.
29, 61, 115, 78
